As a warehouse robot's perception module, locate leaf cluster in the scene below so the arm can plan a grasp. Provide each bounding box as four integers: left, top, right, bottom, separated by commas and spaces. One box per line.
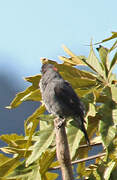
0, 32, 117, 179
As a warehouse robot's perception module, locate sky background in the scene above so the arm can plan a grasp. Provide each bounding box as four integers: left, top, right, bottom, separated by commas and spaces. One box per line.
0, 0, 117, 89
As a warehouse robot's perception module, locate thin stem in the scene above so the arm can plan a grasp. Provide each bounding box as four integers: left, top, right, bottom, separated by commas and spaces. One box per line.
49, 152, 106, 170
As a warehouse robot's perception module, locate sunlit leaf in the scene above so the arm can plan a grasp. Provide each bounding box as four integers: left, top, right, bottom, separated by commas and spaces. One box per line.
0, 155, 21, 177
96, 45, 109, 77
26, 128, 55, 166
45, 172, 59, 180
104, 161, 116, 180
85, 41, 104, 77
6, 74, 41, 109
21, 89, 41, 101
67, 123, 84, 159
109, 52, 117, 72
30, 167, 41, 180
25, 105, 46, 135
39, 148, 56, 176
95, 32, 117, 45
7, 161, 37, 179
0, 134, 24, 147
62, 44, 76, 57
24, 105, 46, 155
59, 55, 86, 66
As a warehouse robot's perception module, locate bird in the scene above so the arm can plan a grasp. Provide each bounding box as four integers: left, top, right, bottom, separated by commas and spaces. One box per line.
39, 63, 90, 145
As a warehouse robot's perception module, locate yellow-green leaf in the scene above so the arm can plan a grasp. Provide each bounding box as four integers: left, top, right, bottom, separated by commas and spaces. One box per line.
26, 128, 55, 166
86, 42, 104, 77
45, 172, 58, 180
0, 155, 21, 177
95, 32, 117, 45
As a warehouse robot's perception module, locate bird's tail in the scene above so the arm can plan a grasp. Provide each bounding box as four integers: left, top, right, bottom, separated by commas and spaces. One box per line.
80, 121, 90, 146
75, 116, 90, 146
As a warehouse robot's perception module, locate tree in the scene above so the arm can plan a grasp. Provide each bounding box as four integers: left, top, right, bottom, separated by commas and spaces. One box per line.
0, 32, 117, 179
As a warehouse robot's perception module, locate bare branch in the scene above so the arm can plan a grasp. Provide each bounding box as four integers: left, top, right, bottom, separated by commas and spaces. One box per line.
49, 152, 106, 170
54, 118, 74, 180
78, 142, 102, 149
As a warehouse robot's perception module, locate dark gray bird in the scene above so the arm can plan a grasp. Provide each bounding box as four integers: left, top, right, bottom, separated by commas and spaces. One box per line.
39, 63, 90, 145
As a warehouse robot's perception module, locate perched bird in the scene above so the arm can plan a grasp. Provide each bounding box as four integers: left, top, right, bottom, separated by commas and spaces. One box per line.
39, 63, 90, 145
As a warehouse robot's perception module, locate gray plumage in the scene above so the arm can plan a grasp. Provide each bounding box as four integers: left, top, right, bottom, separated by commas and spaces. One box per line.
39, 64, 90, 145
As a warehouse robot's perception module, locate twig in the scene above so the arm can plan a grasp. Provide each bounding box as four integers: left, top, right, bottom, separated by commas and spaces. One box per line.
49, 152, 106, 170
78, 142, 102, 149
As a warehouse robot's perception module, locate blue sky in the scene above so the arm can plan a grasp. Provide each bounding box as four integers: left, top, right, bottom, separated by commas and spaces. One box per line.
0, 0, 117, 87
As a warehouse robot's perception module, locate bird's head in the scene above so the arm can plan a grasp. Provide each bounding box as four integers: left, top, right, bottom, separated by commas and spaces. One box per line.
41, 64, 58, 74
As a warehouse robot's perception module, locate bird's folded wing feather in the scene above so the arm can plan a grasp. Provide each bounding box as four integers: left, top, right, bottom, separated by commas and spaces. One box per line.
54, 81, 84, 115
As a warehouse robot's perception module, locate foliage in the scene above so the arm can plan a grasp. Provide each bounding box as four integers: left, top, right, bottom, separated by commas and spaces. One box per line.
0, 32, 117, 179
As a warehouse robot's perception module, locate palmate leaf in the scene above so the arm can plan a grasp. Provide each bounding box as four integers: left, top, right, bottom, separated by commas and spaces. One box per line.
26, 128, 55, 166
61, 45, 86, 65
0, 155, 21, 177
38, 114, 54, 131
85, 41, 104, 77
95, 32, 117, 45
96, 45, 109, 78
76, 103, 99, 178
6, 74, 41, 109
44, 172, 59, 180
7, 162, 37, 179
104, 161, 116, 180
25, 104, 45, 136
67, 123, 84, 159
0, 134, 24, 147
77, 148, 89, 178
99, 86, 117, 149
29, 167, 41, 180
39, 148, 56, 177
109, 51, 117, 73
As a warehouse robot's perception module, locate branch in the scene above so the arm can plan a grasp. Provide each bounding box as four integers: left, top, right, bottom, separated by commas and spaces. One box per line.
54, 118, 74, 180
49, 152, 106, 170
78, 142, 102, 149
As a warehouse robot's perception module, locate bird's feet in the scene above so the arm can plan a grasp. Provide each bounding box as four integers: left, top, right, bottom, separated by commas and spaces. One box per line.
57, 118, 66, 129
54, 117, 66, 129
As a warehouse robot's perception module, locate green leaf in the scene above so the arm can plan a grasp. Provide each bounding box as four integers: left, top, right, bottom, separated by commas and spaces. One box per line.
0, 146, 31, 157
95, 32, 117, 45
99, 86, 117, 148
39, 148, 56, 176
96, 45, 109, 77
109, 52, 117, 72
86, 41, 104, 77
109, 40, 117, 52
24, 105, 46, 156
97, 45, 109, 66
21, 89, 42, 102
25, 105, 46, 136
29, 167, 41, 180
7, 161, 37, 179
6, 74, 41, 109
111, 86, 117, 103
45, 172, 59, 180
0, 154, 11, 166
0, 155, 21, 177
104, 161, 116, 180
76, 148, 89, 178
0, 134, 24, 147
67, 123, 84, 159
39, 114, 54, 131
26, 128, 55, 166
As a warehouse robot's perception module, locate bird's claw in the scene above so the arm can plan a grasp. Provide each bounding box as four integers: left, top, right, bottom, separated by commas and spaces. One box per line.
57, 118, 65, 129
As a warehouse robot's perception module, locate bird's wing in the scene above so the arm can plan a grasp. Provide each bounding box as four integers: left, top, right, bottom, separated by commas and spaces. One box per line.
54, 80, 84, 116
